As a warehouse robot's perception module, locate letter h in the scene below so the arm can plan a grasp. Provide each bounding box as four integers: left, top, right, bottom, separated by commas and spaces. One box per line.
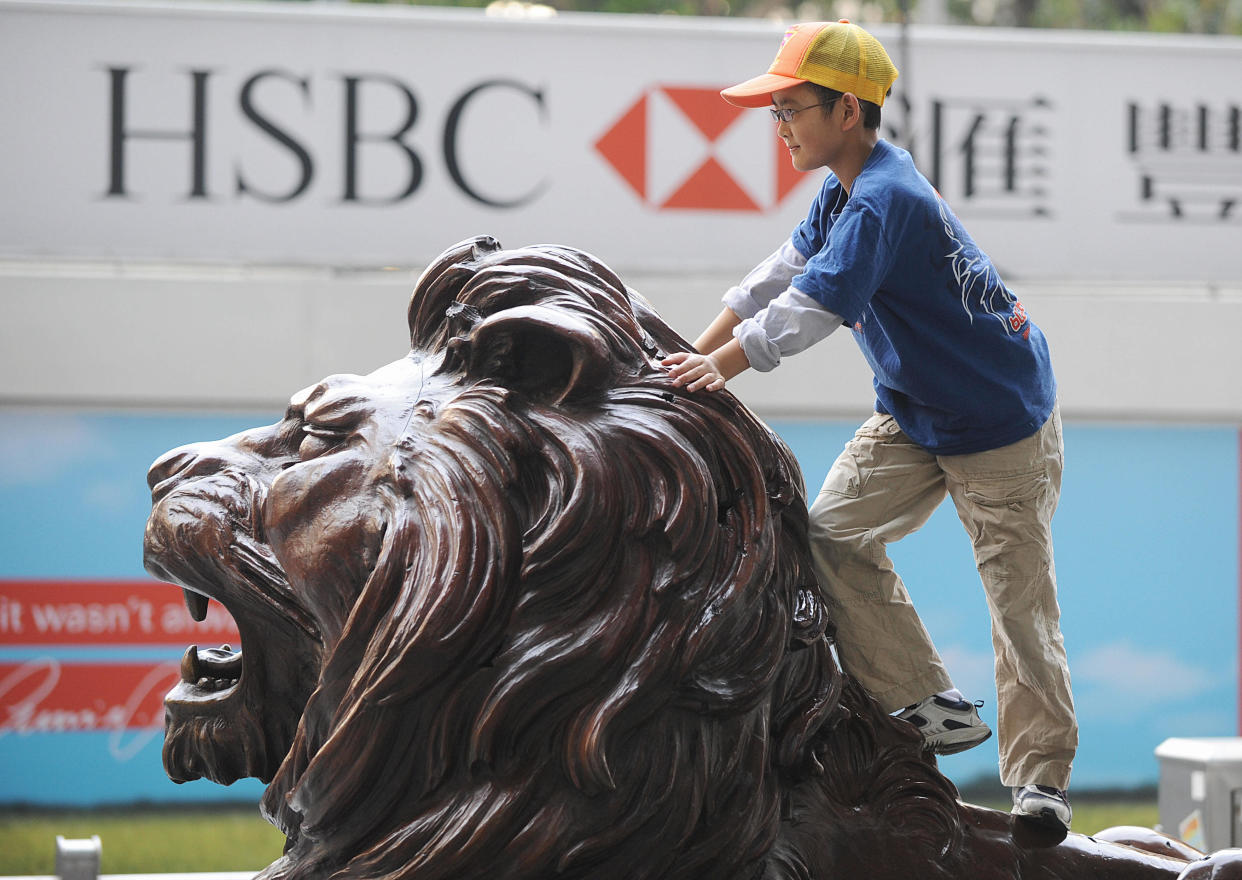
105, 67, 210, 199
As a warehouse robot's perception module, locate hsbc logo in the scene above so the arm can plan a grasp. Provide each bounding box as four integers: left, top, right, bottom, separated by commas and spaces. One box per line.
594, 85, 811, 213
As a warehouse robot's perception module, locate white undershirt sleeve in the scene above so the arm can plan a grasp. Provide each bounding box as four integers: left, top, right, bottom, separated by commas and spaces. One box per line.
734, 285, 844, 372
722, 238, 808, 318
721, 238, 846, 372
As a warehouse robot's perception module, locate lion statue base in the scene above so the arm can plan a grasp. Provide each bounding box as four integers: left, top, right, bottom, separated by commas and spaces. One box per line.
144, 237, 1242, 880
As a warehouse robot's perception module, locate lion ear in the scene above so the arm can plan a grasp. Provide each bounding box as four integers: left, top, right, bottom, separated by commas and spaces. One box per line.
465, 305, 613, 404
408, 236, 502, 346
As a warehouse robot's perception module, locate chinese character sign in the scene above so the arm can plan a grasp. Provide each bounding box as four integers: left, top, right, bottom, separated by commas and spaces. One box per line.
1123, 101, 1242, 222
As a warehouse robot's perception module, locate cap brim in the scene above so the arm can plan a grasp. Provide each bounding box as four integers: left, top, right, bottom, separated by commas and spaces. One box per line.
720, 73, 808, 108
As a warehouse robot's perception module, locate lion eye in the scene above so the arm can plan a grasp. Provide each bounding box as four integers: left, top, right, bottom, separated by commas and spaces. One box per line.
298, 424, 348, 460
303, 425, 347, 440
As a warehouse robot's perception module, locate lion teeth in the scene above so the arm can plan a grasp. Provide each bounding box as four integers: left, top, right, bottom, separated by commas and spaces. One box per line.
183, 588, 209, 622
180, 645, 201, 683
195, 677, 238, 692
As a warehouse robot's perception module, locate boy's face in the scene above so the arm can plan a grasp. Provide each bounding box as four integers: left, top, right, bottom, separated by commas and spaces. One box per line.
772, 83, 842, 173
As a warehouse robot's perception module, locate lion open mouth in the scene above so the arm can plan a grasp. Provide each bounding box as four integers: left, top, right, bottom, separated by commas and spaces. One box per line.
145, 468, 324, 786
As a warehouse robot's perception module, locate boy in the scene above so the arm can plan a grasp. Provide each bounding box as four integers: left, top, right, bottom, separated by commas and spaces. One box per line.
663, 21, 1077, 830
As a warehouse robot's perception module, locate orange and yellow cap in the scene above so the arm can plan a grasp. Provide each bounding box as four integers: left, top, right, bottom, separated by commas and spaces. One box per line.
721, 21, 899, 109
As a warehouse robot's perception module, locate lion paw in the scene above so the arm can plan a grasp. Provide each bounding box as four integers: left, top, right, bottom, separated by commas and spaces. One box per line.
1178, 850, 1242, 879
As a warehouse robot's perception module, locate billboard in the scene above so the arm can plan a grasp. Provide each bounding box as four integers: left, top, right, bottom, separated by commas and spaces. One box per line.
0, 0, 1240, 280
0, 409, 1237, 803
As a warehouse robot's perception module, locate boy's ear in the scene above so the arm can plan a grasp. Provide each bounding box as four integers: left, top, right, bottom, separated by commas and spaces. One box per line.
841, 93, 861, 128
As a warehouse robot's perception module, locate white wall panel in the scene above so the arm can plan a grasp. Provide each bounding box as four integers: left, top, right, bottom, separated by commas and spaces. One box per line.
3, 263, 1239, 421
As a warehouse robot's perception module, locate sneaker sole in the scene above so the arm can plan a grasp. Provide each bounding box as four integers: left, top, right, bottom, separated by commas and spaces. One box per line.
1012, 805, 1070, 831
928, 727, 993, 756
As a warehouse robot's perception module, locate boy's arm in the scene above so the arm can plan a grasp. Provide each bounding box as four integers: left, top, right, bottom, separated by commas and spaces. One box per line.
663, 240, 825, 393
692, 307, 743, 354
666, 283, 847, 392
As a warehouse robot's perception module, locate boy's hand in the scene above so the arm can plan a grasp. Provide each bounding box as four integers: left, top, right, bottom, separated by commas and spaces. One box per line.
662, 351, 727, 392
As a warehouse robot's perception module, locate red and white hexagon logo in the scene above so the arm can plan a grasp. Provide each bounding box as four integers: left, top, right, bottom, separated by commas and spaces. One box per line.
594, 86, 811, 213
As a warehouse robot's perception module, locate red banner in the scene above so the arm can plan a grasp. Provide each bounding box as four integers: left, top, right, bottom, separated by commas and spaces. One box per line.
0, 580, 240, 646
0, 659, 177, 733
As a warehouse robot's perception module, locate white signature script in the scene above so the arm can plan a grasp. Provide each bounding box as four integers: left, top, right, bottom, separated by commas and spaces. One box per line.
0, 657, 177, 761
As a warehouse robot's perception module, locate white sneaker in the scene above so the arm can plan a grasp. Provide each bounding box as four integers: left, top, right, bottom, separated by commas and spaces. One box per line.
896, 694, 992, 755
1012, 784, 1072, 830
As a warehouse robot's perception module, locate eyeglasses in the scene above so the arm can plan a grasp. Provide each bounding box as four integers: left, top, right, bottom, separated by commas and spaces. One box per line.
769, 99, 839, 123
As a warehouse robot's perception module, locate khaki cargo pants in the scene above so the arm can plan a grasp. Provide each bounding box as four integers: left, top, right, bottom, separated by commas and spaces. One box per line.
808, 407, 1077, 790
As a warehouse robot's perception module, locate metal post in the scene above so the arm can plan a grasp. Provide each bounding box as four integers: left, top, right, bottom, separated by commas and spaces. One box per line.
55, 836, 101, 880
897, 0, 914, 155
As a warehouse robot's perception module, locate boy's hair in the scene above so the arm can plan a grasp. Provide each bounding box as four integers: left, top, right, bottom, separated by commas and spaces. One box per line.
809, 83, 884, 131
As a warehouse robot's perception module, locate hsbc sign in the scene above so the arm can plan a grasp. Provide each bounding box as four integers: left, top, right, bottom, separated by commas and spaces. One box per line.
594, 86, 805, 213
99, 73, 796, 215
101, 67, 551, 209
102, 73, 796, 215
1, 0, 1239, 282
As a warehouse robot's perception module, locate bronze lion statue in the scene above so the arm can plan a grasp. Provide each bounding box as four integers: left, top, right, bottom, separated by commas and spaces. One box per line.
144, 237, 1241, 879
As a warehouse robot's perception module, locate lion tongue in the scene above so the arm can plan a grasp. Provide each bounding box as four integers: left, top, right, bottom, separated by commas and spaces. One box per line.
183, 588, 209, 622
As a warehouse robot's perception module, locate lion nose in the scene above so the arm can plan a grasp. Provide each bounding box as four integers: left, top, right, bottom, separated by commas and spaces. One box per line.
147, 445, 200, 490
